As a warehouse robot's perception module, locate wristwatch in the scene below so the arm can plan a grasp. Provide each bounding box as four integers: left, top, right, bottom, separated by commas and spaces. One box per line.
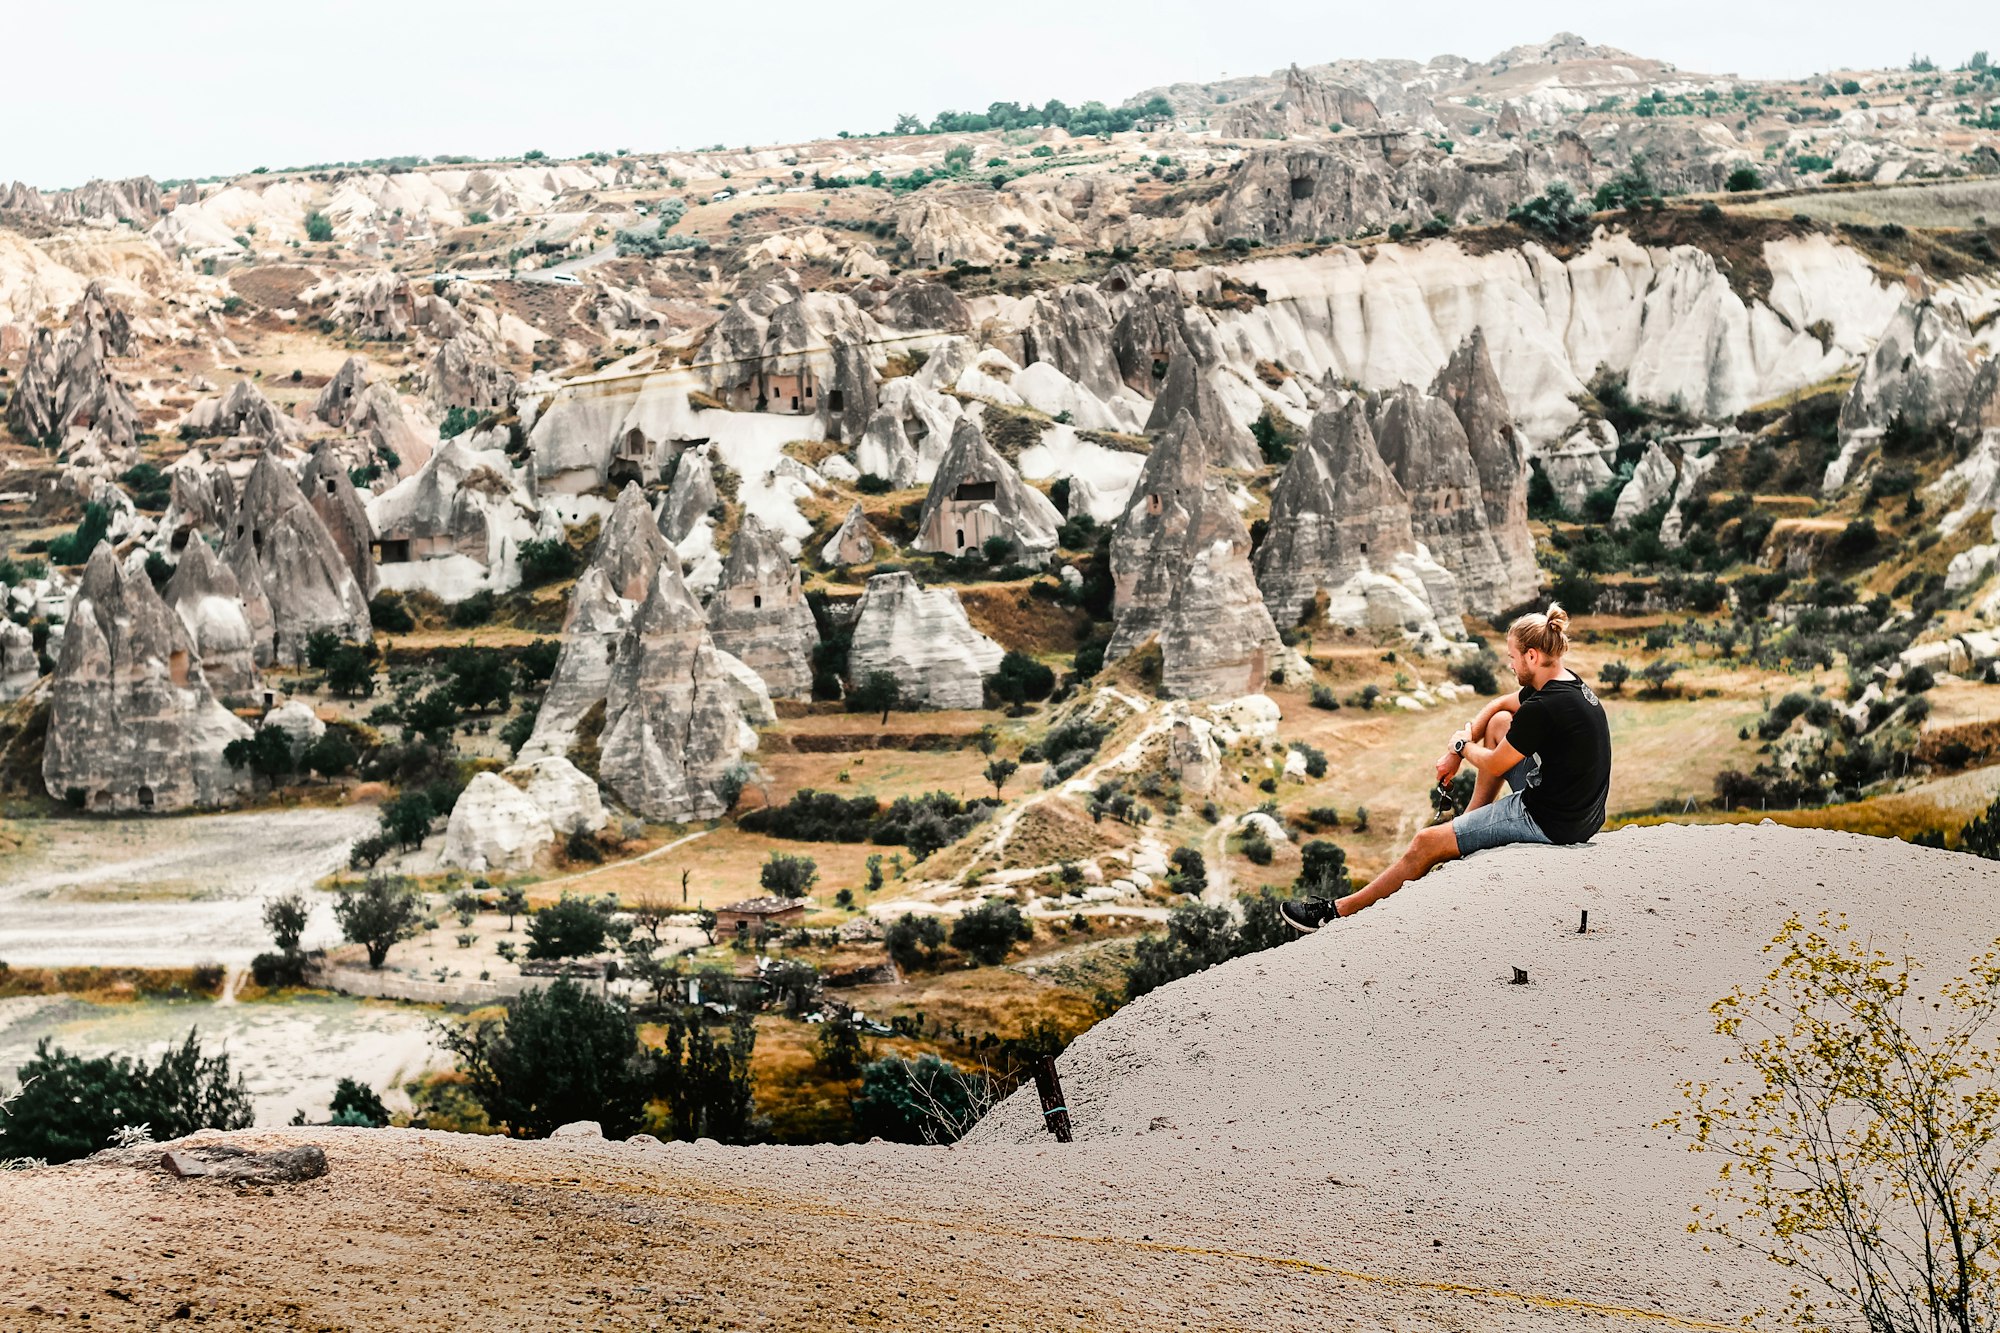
1451, 738, 1467, 755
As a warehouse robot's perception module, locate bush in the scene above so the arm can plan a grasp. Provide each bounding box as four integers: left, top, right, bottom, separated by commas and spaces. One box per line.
856, 473, 893, 495
1724, 165, 1764, 192
1598, 660, 1632, 693
1506, 180, 1594, 243
249, 950, 309, 987
1291, 743, 1328, 780
449, 590, 498, 628
1240, 828, 1274, 865
518, 537, 579, 587
845, 670, 903, 716
1900, 664, 1936, 694
0, 1031, 253, 1164
851, 1054, 983, 1143
758, 852, 819, 898
304, 730, 358, 779
1297, 841, 1349, 897
304, 210, 335, 243
1310, 683, 1339, 710
46, 503, 111, 566
333, 876, 423, 968
987, 650, 1056, 706
1167, 846, 1207, 894
328, 1077, 389, 1127
525, 894, 618, 960
885, 913, 947, 971
950, 897, 1031, 965
738, 789, 995, 850
369, 593, 416, 633
439, 980, 656, 1139
1451, 655, 1501, 695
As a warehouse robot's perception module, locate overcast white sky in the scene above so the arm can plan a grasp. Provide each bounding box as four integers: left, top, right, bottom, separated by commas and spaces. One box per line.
9, 1, 1992, 187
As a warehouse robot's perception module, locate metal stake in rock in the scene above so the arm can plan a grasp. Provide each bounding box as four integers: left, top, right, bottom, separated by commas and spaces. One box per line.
1033, 1056, 1072, 1143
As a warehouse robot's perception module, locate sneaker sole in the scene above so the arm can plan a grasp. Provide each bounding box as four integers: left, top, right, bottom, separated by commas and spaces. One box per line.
1281, 907, 1327, 933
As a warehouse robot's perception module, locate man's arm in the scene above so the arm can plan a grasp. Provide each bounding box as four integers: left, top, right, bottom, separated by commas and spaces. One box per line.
1466, 689, 1522, 743
1453, 731, 1526, 780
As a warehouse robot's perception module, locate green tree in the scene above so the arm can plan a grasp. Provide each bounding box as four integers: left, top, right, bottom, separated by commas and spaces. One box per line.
1667, 915, 2000, 1331
328, 1077, 389, 1127
851, 1054, 984, 1143
380, 791, 436, 849
950, 897, 1030, 966
1639, 659, 1681, 697
846, 670, 902, 719
304, 210, 335, 243
987, 651, 1055, 706
1127, 901, 1241, 1000
1958, 793, 2000, 860
1167, 846, 1206, 895
1725, 165, 1764, 192
305, 629, 341, 668
758, 852, 819, 898
1599, 660, 1632, 693
224, 727, 296, 786
304, 730, 357, 780
525, 894, 617, 960
1507, 180, 1594, 243
333, 876, 423, 968
885, 913, 947, 971
653, 1007, 757, 1142
984, 757, 1019, 797
498, 886, 529, 930
262, 891, 310, 953
326, 646, 375, 697
0, 1031, 253, 1164
1296, 841, 1349, 897
438, 980, 657, 1139
814, 1017, 866, 1078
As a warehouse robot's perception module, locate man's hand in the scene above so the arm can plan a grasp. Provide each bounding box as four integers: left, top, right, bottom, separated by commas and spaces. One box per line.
1434, 750, 1461, 784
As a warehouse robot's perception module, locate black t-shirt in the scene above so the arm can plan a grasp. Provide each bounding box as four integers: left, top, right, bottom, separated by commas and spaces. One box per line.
1507, 674, 1612, 844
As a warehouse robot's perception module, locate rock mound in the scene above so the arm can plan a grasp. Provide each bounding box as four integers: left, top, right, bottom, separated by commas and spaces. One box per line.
910, 418, 1062, 561
846, 572, 1002, 710
161, 538, 260, 699
222, 454, 373, 666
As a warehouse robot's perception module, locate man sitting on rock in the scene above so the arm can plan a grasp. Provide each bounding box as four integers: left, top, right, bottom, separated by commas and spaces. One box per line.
1282, 603, 1611, 931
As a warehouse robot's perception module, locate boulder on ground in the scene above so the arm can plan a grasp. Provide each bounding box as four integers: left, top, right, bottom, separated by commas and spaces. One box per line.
501, 755, 607, 836
440, 772, 556, 872
846, 572, 1003, 710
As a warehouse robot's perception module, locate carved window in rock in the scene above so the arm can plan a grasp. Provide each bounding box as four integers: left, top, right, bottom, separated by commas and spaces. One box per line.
1146, 492, 1163, 516
752, 594, 762, 609
168, 649, 190, 686
955, 528, 966, 550
826, 389, 844, 413
137, 785, 155, 810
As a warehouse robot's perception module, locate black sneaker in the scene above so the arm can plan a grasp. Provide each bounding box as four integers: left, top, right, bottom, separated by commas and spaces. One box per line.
1280, 897, 1342, 933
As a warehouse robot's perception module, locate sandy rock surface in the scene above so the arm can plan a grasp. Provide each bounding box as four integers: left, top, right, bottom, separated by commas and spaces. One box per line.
5, 825, 1994, 1330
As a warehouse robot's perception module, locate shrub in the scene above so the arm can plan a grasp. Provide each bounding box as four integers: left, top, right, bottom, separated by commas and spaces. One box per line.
1125, 901, 1239, 1000
845, 670, 903, 716
249, 949, 309, 988
1167, 846, 1207, 894
304, 210, 335, 242
851, 1054, 985, 1143
1451, 655, 1501, 695
987, 650, 1056, 705
1292, 743, 1328, 780
1725, 165, 1764, 192
1598, 661, 1632, 693
1310, 683, 1339, 710
46, 503, 111, 566
1900, 664, 1936, 694
328, 1077, 389, 1127
518, 537, 579, 586
856, 473, 893, 494
758, 852, 819, 898
0, 1031, 254, 1164
263, 892, 310, 952
438, 980, 689, 1140
304, 730, 358, 779
1296, 841, 1349, 897
368, 593, 416, 633
950, 897, 1031, 965
525, 894, 618, 959
885, 913, 947, 971
1240, 828, 1274, 865
332, 876, 423, 968
449, 590, 498, 627
1506, 180, 1593, 243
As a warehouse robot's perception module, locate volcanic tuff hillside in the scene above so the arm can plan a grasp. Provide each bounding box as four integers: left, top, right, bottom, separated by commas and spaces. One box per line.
3, 825, 1996, 1331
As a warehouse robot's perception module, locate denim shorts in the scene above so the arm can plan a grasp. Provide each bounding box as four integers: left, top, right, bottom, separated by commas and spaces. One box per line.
1452, 756, 1553, 856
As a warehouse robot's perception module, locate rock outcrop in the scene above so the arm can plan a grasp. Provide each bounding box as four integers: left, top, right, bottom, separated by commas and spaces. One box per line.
431, 334, 519, 414
1107, 412, 1212, 648
1431, 330, 1537, 607
1253, 398, 1464, 639
1612, 442, 1678, 529
160, 460, 236, 553
846, 572, 1003, 710
655, 447, 718, 546
0, 620, 38, 701
701, 282, 882, 442
819, 501, 883, 568
161, 538, 260, 698
1536, 419, 1617, 514
366, 438, 538, 600
705, 515, 819, 700
911, 419, 1062, 561
1825, 286, 1980, 493
1370, 384, 1511, 616
440, 772, 554, 872
42, 545, 251, 812
297, 445, 378, 597
1144, 357, 1261, 471
503, 756, 606, 836
221, 454, 373, 666
6, 286, 140, 458
178, 379, 304, 450
597, 558, 753, 822
853, 378, 966, 488
520, 483, 671, 761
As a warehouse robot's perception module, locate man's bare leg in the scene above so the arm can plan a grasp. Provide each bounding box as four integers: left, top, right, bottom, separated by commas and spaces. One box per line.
1462, 711, 1514, 814
1333, 821, 1462, 917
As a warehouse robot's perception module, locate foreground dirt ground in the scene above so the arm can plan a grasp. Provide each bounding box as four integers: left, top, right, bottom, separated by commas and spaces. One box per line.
5, 824, 1995, 1332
